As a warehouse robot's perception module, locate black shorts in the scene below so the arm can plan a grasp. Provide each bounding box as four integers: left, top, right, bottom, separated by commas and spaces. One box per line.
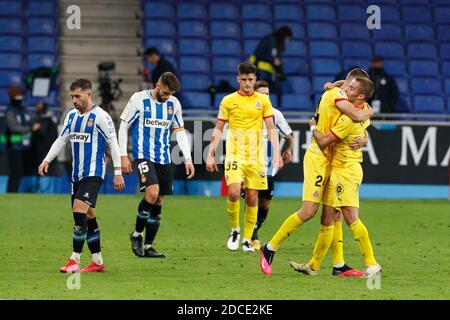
71, 177, 103, 208
136, 160, 173, 195
258, 176, 275, 200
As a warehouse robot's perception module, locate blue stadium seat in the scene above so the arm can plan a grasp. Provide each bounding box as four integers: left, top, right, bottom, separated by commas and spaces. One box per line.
282, 58, 309, 74
28, 18, 56, 35
27, 36, 56, 53
281, 94, 312, 111
309, 41, 339, 57
413, 96, 445, 113
447, 97, 450, 113
0, 88, 9, 105
409, 60, 439, 77
372, 24, 402, 41
244, 40, 259, 56
144, 21, 175, 37
212, 57, 241, 73
402, 6, 431, 23
0, 36, 22, 52
311, 58, 341, 75
342, 59, 370, 72
179, 39, 209, 55
401, 0, 430, 4
143, 2, 174, 18
374, 42, 404, 58
275, 22, 305, 39
242, 3, 271, 20
179, 56, 210, 73
407, 43, 437, 59
404, 24, 434, 41
209, 3, 239, 19
213, 74, 238, 89
211, 21, 240, 38
338, 5, 366, 22
0, 1, 22, 16
144, 38, 176, 56
383, 59, 407, 77
312, 75, 335, 93
28, 54, 56, 69
177, 3, 206, 18
341, 41, 372, 58
28, 1, 56, 17
0, 19, 22, 35
395, 95, 412, 113
214, 93, 228, 108
0, 53, 21, 69
211, 39, 241, 56
445, 79, 450, 96
411, 78, 442, 95
442, 62, 450, 77
164, 55, 177, 70
395, 77, 409, 95
305, 4, 336, 21
182, 92, 211, 109
178, 21, 208, 37
0, 70, 22, 86
307, 23, 337, 40
283, 76, 311, 95
283, 40, 307, 57
378, 5, 400, 22
273, 3, 303, 21
437, 25, 450, 42
243, 22, 272, 39
434, 6, 450, 23
440, 44, 450, 60
181, 74, 210, 91
340, 23, 369, 40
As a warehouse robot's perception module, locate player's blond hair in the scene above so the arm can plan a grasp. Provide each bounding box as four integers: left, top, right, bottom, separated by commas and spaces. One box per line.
354, 77, 374, 100
346, 68, 370, 81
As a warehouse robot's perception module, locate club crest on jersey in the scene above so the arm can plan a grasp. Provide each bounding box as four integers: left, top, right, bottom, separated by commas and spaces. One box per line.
144, 118, 171, 129
256, 101, 262, 109
70, 133, 91, 143
87, 118, 94, 128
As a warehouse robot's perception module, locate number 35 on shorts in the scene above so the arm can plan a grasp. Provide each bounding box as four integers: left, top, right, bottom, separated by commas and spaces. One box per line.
225, 161, 238, 171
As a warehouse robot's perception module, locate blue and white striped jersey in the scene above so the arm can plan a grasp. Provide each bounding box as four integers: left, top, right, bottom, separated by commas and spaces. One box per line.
120, 90, 184, 165
264, 108, 293, 177
60, 106, 116, 182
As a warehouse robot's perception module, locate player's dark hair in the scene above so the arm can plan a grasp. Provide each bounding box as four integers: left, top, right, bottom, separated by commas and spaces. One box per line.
255, 80, 269, 90
158, 72, 180, 92
355, 77, 374, 100
238, 62, 257, 75
274, 26, 293, 53
70, 79, 92, 91
144, 47, 160, 56
346, 68, 370, 81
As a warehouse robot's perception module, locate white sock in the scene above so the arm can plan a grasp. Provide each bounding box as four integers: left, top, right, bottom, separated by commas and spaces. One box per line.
92, 252, 103, 265
242, 238, 251, 244
333, 262, 345, 268
231, 227, 240, 233
70, 252, 81, 263
144, 244, 152, 250
266, 242, 276, 251
133, 231, 143, 237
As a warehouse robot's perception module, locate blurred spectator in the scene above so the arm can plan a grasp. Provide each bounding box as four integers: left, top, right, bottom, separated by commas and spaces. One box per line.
249, 26, 293, 93
5, 87, 31, 192
143, 47, 177, 89
368, 56, 399, 113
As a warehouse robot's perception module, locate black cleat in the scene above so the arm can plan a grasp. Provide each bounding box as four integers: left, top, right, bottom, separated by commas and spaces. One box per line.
130, 233, 145, 257
144, 246, 165, 258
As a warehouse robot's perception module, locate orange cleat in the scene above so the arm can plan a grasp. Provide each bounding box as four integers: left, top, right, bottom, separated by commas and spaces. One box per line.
80, 262, 105, 273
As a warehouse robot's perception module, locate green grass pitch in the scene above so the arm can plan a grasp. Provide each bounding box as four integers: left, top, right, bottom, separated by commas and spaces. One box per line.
0, 194, 449, 300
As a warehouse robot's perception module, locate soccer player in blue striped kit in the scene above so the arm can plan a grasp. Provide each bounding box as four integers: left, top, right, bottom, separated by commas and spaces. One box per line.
119, 72, 194, 258
38, 79, 125, 273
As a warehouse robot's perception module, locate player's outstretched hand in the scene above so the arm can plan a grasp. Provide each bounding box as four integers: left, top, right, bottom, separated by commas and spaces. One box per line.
114, 175, 125, 191
185, 160, 195, 179
38, 161, 49, 176
121, 156, 132, 175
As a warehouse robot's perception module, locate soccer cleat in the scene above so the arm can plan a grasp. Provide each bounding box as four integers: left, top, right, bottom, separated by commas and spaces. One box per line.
289, 261, 319, 276
143, 246, 165, 258
332, 264, 365, 277
259, 243, 275, 275
80, 262, 105, 273
252, 239, 261, 251
227, 230, 240, 251
242, 240, 255, 252
130, 233, 145, 257
363, 264, 382, 278
60, 259, 80, 273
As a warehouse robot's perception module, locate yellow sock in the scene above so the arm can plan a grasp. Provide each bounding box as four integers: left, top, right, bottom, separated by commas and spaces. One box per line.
308, 224, 334, 270
331, 221, 345, 266
243, 205, 258, 240
269, 212, 302, 250
226, 198, 240, 229
350, 219, 377, 266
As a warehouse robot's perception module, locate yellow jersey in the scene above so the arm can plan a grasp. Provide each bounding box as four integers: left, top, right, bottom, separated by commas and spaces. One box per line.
218, 91, 274, 163
309, 87, 348, 159
330, 103, 370, 167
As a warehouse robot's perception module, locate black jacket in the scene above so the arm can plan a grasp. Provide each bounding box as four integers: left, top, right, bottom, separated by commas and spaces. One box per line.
151, 57, 177, 84
368, 68, 399, 113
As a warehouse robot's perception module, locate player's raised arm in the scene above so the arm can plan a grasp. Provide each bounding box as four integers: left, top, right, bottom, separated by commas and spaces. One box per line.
172, 102, 194, 179
336, 99, 373, 122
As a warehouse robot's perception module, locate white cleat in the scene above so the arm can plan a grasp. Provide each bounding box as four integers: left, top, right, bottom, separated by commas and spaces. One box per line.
242, 240, 255, 252
227, 230, 240, 251
289, 261, 319, 276
363, 264, 382, 278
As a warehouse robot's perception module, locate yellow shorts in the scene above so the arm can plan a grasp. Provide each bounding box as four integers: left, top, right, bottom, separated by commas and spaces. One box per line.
224, 159, 268, 190
323, 162, 363, 209
302, 150, 331, 203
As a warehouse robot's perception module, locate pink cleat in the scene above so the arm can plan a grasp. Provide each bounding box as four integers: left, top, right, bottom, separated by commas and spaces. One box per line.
80, 262, 105, 273
260, 244, 275, 276
332, 264, 365, 277
60, 259, 80, 273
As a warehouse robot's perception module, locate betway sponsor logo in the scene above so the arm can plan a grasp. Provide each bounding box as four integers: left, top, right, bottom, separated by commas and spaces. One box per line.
70, 133, 91, 143
144, 118, 171, 129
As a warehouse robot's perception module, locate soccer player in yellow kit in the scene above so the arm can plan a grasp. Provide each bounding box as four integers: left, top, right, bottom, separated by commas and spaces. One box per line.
206, 62, 283, 252
291, 77, 382, 277
260, 68, 373, 275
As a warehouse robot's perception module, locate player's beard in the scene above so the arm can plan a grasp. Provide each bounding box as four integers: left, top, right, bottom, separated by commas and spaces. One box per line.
155, 90, 168, 103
